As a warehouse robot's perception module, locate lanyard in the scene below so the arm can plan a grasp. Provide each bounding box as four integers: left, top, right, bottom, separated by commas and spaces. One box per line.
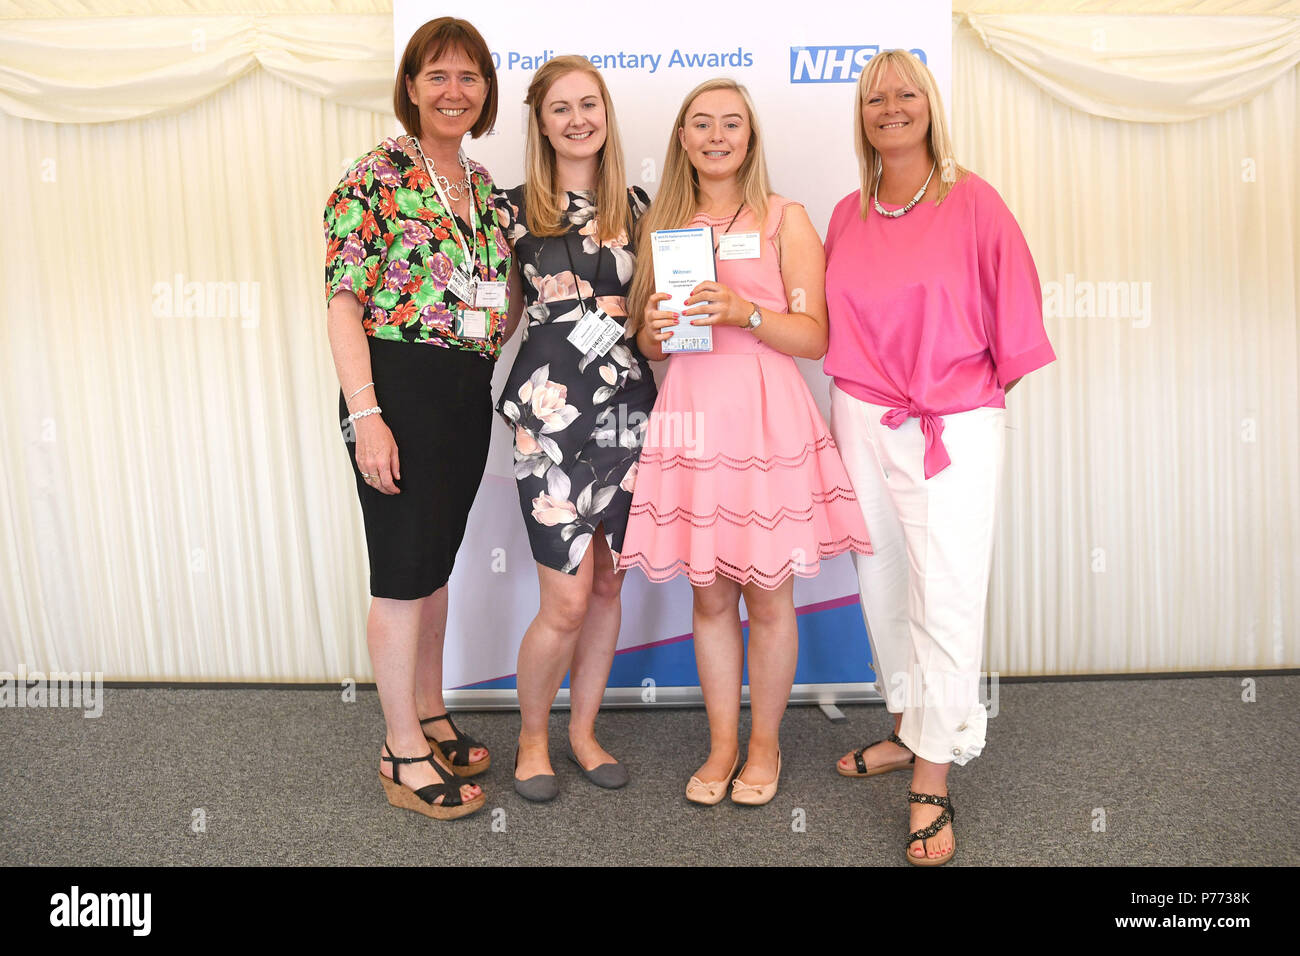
412, 136, 478, 277
712, 203, 744, 254
561, 228, 602, 314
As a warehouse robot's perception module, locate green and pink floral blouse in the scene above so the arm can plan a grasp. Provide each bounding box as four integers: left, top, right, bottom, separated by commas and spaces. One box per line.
323, 135, 511, 359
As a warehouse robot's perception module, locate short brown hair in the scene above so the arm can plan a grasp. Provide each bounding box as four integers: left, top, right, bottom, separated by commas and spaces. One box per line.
394, 18, 498, 140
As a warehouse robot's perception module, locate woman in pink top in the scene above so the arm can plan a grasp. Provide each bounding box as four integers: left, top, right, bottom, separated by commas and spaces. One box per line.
620, 78, 870, 806
824, 51, 1055, 865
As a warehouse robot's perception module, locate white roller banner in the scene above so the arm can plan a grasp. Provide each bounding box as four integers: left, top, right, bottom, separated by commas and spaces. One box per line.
391, 0, 952, 700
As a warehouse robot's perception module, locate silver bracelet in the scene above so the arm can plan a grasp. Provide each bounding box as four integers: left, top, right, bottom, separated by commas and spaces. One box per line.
347, 381, 374, 401
345, 406, 382, 424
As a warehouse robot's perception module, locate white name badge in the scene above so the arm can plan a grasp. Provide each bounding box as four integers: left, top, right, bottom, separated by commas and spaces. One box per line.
717, 232, 762, 260
566, 308, 624, 357
457, 309, 488, 339
446, 267, 475, 305
474, 280, 507, 309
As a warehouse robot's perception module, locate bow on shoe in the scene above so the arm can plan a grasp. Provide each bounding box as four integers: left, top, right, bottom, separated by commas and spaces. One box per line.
689, 776, 725, 797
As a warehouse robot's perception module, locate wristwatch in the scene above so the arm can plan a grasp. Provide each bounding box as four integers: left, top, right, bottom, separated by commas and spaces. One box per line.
744, 303, 762, 330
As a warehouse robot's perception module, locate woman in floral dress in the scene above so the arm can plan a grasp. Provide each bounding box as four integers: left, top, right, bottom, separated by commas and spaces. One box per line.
324, 18, 511, 820
492, 56, 657, 800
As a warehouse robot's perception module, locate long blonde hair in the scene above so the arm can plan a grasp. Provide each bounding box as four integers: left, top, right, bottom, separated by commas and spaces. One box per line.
854, 50, 966, 219
626, 78, 773, 334
523, 56, 630, 244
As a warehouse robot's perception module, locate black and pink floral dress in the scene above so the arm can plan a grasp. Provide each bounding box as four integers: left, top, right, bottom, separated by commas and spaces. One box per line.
493, 185, 658, 574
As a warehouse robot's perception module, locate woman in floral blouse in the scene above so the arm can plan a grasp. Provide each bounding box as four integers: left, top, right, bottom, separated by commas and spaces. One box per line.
323, 17, 518, 821
492, 56, 657, 801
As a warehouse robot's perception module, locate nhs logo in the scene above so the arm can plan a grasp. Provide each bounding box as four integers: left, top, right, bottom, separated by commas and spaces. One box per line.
789, 46, 927, 83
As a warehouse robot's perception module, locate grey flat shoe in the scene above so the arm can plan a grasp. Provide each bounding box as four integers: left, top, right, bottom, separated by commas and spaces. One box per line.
568, 746, 629, 790
514, 747, 559, 803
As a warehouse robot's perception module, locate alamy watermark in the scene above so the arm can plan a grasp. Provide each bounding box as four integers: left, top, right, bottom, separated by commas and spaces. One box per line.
878, 669, 1000, 719
0, 668, 103, 717
49, 886, 150, 936
151, 273, 261, 328
1043, 273, 1152, 328
594, 402, 704, 455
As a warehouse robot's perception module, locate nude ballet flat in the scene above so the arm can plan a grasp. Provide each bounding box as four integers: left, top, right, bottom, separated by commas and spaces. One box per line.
685, 754, 740, 805
730, 752, 781, 806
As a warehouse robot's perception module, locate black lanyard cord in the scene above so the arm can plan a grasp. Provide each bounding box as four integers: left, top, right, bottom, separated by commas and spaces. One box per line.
561, 226, 602, 315
712, 203, 745, 254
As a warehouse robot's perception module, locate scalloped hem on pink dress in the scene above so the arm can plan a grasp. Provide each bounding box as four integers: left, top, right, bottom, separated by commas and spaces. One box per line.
616, 354, 872, 590
616, 195, 872, 588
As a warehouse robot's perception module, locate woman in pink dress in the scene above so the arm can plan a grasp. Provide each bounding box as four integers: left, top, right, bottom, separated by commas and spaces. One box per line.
825, 51, 1055, 865
620, 78, 871, 806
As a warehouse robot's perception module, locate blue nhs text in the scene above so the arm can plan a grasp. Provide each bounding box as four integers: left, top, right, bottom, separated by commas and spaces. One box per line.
790, 46, 927, 83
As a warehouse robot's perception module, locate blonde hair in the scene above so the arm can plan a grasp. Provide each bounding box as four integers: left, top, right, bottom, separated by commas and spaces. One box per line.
854, 50, 967, 219
522, 56, 630, 244
626, 78, 773, 334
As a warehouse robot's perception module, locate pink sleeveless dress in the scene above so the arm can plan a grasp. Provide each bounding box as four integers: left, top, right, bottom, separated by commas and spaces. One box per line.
617, 196, 872, 589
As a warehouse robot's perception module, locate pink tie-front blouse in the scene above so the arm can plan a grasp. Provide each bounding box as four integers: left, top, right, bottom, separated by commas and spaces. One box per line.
823, 173, 1056, 478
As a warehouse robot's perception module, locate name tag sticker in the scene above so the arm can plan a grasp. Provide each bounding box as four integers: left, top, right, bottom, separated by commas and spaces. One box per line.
567, 309, 623, 357
475, 281, 507, 309
447, 268, 475, 305
457, 309, 488, 339
717, 232, 762, 260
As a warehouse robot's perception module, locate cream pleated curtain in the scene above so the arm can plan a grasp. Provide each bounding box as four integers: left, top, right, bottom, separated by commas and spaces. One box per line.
2, 0, 1297, 680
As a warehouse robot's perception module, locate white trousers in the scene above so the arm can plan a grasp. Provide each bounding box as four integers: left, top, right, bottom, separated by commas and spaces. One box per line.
828, 383, 1005, 765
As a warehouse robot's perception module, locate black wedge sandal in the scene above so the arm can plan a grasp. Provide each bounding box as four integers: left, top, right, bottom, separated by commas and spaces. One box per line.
420, 712, 491, 777
837, 731, 915, 778
905, 790, 956, 866
378, 741, 485, 820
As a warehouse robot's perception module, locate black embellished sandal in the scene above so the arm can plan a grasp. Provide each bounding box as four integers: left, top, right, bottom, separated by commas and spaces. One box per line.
421, 712, 491, 777
837, 731, 915, 778
379, 741, 485, 820
905, 790, 956, 866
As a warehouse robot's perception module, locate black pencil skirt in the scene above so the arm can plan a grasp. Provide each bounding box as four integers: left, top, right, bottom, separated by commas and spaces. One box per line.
339, 336, 494, 600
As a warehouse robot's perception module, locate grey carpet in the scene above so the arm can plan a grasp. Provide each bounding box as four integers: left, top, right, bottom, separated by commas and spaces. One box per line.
2, 676, 1296, 866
